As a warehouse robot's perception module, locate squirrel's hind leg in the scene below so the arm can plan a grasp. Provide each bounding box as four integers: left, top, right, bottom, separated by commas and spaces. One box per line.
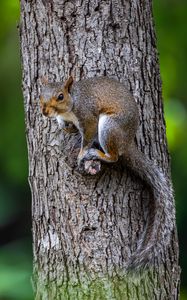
79, 114, 120, 163
97, 114, 120, 162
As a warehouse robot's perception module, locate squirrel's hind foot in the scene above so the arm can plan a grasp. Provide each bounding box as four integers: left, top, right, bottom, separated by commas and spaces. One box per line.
78, 157, 101, 175
84, 160, 101, 175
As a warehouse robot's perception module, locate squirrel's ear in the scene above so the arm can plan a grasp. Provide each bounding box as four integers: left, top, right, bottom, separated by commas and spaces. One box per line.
64, 76, 74, 93
40, 76, 48, 85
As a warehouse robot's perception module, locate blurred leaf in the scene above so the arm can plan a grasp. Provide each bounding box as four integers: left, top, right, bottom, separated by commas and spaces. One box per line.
0, 184, 16, 225
164, 99, 187, 150
153, 0, 187, 104
0, 239, 33, 300
0, 28, 28, 184
181, 290, 187, 300
0, 0, 19, 41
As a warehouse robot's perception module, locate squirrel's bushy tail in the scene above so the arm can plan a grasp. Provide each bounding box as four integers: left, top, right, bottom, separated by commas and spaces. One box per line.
123, 142, 174, 271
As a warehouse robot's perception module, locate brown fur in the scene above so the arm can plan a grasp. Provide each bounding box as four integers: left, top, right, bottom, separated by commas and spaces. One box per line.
40, 76, 174, 271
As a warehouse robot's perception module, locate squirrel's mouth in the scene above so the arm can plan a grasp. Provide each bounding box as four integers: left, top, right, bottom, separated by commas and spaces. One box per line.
42, 109, 49, 116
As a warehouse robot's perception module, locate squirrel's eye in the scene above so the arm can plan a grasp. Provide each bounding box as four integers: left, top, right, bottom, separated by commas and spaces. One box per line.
57, 93, 64, 101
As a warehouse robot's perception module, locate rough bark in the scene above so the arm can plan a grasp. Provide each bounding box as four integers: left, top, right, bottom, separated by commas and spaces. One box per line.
20, 0, 180, 299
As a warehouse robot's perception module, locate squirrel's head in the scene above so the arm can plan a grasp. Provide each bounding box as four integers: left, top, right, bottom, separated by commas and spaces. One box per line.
40, 76, 74, 117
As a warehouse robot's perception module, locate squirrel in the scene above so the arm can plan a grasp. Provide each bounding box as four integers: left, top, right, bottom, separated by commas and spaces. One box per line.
40, 76, 173, 270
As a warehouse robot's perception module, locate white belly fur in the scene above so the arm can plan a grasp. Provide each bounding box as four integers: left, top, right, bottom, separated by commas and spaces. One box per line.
56, 112, 79, 128
98, 114, 109, 153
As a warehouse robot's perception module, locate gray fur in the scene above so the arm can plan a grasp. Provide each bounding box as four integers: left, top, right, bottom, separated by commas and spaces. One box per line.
123, 142, 174, 270
41, 76, 174, 270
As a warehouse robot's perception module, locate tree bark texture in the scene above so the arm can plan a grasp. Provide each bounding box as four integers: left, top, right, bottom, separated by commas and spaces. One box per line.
20, 0, 180, 299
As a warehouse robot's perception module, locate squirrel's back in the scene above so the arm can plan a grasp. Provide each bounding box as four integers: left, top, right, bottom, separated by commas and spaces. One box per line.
72, 77, 138, 116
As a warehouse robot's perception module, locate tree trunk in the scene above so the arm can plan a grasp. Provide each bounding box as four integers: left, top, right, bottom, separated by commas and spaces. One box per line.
20, 0, 180, 299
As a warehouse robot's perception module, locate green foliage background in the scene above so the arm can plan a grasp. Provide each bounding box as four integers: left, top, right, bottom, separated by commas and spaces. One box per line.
0, 0, 186, 299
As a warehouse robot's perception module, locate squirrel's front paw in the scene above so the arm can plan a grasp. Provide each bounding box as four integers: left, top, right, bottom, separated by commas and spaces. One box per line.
63, 123, 78, 134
